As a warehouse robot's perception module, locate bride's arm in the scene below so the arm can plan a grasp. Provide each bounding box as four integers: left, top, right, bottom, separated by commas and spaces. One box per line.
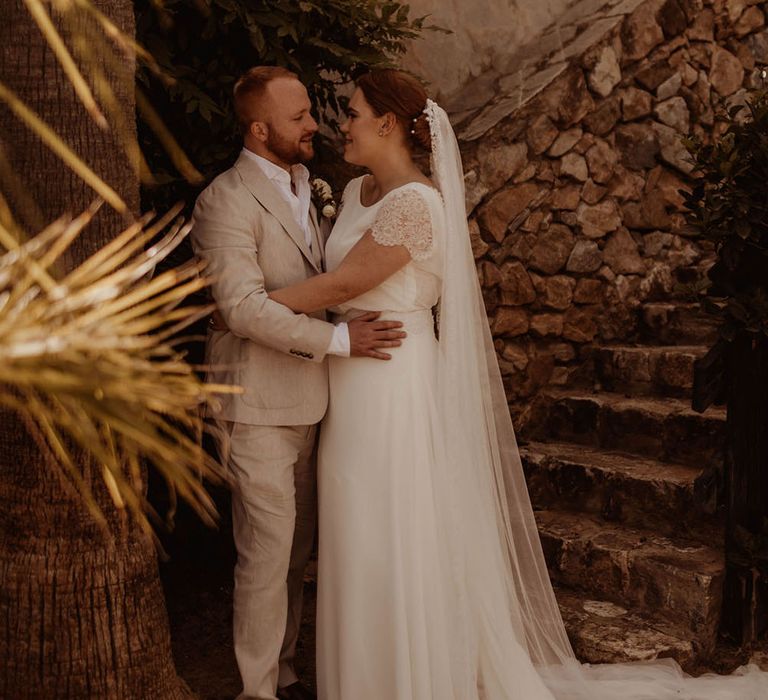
271, 187, 434, 314
269, 232, 410, 314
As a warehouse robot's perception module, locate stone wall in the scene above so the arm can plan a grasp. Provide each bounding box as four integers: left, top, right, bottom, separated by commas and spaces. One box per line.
454, 0, 768, 416
401, 0, 572, 100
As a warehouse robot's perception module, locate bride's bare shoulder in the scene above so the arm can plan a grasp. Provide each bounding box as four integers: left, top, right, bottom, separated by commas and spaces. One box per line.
412, 173, 434, 189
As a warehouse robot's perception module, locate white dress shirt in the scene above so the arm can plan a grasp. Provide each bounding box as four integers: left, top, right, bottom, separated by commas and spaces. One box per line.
242, 148, 349, 357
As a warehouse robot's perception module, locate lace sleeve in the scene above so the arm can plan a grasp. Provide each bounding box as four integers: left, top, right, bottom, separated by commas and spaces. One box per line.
370, 187, 434, 261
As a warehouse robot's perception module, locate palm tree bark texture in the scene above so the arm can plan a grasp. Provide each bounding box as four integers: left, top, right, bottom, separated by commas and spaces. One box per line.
0, 1, 191, 697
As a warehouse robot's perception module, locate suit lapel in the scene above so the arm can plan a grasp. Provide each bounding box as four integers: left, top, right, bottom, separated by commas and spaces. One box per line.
308, 203, 325, 270
234, 153, 320, 273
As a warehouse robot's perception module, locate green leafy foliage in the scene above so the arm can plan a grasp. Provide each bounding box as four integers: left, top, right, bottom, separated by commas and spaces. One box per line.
135, 0, 432, 209
683, 91, 768, 344
684, 91, 768, 411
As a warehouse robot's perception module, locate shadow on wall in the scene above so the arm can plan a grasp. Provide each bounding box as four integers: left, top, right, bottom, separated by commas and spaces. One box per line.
401, 0, 576, 100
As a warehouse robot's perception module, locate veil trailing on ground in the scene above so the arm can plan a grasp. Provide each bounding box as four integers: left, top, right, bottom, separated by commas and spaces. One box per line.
425, 97, 767, 700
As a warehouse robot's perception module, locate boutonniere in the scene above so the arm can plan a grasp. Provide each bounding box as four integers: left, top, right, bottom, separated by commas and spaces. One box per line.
311, 177, 337, 219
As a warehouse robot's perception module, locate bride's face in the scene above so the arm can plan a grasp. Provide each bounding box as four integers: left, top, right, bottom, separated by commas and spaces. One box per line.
340, 88, 386, 166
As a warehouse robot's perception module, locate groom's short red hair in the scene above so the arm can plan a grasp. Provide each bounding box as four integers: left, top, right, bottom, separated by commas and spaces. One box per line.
234, 65, 299, 133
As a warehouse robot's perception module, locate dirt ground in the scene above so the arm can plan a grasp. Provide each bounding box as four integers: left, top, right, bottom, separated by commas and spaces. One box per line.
159, 488, 317, 700
164, 574, 318, 700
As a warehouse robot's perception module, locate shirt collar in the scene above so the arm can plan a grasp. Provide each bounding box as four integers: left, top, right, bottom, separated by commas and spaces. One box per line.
241, 148, 309, 188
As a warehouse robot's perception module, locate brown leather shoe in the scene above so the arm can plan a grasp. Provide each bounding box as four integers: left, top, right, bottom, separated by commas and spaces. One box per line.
276, 681, 316, 700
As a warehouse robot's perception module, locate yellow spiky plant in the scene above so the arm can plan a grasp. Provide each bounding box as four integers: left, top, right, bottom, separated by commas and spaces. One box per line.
0, 0, 233, 535
0, 201, 238, 535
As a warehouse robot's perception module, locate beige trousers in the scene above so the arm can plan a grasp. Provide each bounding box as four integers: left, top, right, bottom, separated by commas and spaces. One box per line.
222, 422, 318, 700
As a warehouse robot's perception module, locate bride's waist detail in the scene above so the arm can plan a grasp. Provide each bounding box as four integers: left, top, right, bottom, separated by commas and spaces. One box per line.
332, 308, 436, 336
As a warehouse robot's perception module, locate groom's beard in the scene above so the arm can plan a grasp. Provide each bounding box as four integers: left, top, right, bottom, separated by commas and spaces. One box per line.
266, 126, 314, 165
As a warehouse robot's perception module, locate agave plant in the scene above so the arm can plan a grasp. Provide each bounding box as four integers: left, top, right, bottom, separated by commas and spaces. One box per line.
0, 202, 236, 536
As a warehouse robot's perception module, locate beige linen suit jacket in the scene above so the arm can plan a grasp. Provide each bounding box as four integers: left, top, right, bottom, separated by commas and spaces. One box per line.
191, 152, 335, 426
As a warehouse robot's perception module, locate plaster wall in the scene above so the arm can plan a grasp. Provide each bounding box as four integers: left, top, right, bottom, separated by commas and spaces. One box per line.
402, 0, 573, 99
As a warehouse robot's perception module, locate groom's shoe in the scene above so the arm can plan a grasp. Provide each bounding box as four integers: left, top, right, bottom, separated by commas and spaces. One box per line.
276, 681, 316, 700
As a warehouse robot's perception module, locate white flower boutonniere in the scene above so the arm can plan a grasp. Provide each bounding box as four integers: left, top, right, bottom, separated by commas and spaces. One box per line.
311, 177, 337, 219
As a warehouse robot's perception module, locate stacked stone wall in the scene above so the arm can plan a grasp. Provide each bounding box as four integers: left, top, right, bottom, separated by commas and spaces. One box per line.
457, 0, 768, 416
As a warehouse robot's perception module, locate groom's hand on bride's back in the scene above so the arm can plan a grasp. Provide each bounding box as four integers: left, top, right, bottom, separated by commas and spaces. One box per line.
348, 312, 406, 360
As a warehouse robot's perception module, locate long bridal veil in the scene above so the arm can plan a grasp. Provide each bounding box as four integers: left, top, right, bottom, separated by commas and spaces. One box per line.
426, 97, 767, 700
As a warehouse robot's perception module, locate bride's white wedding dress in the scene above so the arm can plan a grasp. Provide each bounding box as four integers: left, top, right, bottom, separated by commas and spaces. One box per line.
315, 104, 768, 700
317, 175, 555, 699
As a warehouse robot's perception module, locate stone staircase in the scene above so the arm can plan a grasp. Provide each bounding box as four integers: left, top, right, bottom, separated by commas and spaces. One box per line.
520, 301, 726, 671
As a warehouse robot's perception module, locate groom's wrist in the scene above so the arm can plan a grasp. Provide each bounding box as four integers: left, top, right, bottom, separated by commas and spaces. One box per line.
327, 322, 350, 357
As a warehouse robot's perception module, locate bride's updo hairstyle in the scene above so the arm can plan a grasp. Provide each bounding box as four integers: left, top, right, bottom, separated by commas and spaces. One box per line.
356, 69, 432, 153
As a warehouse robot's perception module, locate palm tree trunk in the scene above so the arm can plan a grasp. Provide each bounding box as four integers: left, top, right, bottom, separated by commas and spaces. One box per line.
0, 1, 191, 697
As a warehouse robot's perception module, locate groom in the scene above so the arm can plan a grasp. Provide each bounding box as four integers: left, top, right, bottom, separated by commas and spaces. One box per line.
191, 66, 405, 700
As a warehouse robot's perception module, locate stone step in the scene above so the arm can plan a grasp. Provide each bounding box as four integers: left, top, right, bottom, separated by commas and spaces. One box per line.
640, 303, 719, 346
592, 344, 707, 398
537, 510, 724, 651
524, 390, 725, 469
556, 587, 697, 670
521, 441, 717, 540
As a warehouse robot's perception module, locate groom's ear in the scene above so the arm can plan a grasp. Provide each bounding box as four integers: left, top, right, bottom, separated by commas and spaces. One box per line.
249, 120, 269, 144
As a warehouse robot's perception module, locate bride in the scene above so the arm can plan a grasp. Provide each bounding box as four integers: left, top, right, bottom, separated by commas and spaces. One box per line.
268, 69, 767, 700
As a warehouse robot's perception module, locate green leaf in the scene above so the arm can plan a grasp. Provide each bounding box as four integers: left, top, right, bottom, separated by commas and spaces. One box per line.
136, 0, 429, 213
249, 25, 266, 52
